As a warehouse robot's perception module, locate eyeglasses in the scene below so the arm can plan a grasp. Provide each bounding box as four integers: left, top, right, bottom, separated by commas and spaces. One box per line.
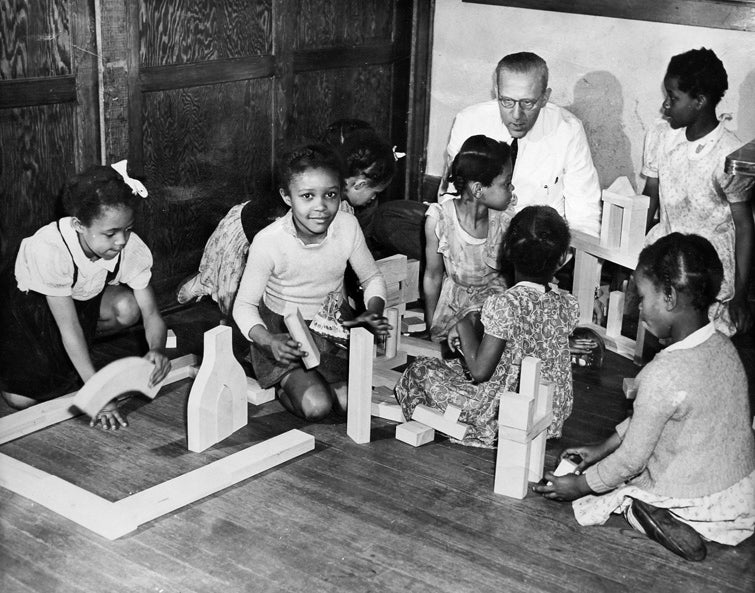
497, 94, 544, 111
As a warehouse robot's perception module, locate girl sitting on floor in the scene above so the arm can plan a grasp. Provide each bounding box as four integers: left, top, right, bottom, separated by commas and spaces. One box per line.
232, 143, 390, 421
395, 205, 579, 447
534, 233, 755, 561
0, 164, 170, 429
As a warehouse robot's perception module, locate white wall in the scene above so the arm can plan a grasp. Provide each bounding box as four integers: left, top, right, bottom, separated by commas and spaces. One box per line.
426, 1, 755, 190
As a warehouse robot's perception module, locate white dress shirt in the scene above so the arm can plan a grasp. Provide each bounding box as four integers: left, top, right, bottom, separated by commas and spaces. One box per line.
445, 100, 602, 236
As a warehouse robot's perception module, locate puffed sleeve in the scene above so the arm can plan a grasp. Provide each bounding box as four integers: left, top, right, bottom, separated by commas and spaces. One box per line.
14, 233, 75, 296
481, 291, 515, 341
641, 119, 666, 179
116, 233, 153, 290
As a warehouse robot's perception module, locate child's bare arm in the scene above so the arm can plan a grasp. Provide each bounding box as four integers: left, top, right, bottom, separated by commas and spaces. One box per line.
248, 324, 306, 364
47, 295, 127, 430
344, 296, 391, 337
456, 315, 505, 382
422, 216, 444, 328
133, 285, 170, 386
46, 295, 97, 383
643, 177, 659, 232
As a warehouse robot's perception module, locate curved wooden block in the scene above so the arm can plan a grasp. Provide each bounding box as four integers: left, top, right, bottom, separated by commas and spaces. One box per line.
73, 357, 161, 418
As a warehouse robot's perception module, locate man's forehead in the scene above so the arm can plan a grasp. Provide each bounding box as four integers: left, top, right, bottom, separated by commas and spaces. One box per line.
496, 68, 545, 95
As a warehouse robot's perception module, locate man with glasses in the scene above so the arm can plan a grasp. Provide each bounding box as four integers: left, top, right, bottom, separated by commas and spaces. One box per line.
441, 52, 601, 237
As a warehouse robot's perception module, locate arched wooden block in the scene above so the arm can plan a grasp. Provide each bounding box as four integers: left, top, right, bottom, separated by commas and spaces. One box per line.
187, 325, 248, 452
73, 357, 162, 418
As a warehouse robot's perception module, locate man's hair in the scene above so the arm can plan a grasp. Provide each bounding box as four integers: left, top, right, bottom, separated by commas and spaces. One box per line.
495, 52, 549, 92
666, 47, 728, 107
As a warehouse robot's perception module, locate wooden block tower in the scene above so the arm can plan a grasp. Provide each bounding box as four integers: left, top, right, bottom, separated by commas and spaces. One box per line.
494, 357, 553, 499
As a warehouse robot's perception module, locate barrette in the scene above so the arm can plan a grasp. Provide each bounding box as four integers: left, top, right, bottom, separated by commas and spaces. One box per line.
392, 146, 406, 161
111, 160, 148, 198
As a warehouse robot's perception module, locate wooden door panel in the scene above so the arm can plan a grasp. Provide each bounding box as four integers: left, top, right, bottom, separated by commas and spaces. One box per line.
140, 0, 273, 65
295, 0, 393, 48
290, 65, 393, 144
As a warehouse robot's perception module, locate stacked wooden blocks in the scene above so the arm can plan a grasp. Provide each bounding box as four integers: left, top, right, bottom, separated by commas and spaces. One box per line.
494, 357, 553, 499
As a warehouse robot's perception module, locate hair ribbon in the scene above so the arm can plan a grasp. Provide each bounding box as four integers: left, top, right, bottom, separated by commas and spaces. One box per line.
111, 160, 148, 198
392, 146, 406, 161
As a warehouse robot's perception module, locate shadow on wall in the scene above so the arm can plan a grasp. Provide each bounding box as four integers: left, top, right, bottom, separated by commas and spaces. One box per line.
566, 71, 636, 190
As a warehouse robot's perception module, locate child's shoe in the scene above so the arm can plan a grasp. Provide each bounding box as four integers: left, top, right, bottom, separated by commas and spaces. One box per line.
628, 498, 707, 561
176, 273, 206, 304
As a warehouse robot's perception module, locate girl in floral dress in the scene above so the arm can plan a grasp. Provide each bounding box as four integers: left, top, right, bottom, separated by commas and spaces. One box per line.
642, 48, 754, 335
423, 135, 516, 342
396, 206, 579, 447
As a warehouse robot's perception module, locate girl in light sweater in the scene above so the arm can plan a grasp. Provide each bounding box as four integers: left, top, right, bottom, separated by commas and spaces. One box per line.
233, 144, 389, 421
534, 232, 755, 561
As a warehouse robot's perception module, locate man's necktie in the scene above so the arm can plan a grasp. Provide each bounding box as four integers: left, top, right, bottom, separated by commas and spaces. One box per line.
510, 137, 519, 169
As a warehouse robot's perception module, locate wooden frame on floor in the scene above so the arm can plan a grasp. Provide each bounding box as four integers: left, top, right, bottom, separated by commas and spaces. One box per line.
0, 354, 315, 540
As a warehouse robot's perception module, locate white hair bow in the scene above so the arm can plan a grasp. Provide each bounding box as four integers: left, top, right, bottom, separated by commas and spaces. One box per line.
111, 160, 148, 198
392, 146, 406, 161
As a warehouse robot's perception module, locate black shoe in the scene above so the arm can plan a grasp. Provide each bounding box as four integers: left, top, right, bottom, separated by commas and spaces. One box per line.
630, 498, 707, 561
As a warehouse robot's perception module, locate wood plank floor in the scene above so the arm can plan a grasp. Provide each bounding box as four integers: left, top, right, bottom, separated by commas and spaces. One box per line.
1, 300, 753, 593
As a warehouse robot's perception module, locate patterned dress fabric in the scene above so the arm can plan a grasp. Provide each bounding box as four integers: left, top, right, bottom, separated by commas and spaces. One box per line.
395, 282, 579, 447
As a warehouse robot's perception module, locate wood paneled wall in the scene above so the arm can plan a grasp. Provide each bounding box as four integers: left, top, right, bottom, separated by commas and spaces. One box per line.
0, 0, 98, 270
127, 0, 419, 302
1, 0, 432, 307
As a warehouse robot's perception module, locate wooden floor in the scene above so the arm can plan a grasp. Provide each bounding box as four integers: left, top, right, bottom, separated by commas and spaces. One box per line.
1, 300, 753, 593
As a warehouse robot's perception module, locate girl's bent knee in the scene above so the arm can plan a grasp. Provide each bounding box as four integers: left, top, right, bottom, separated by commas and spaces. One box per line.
299, 389, 334, 421
111, 292, 141, 327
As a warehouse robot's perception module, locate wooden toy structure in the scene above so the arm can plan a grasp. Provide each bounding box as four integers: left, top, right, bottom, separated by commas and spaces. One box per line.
570, 185, 649, 362
187, 325, 248, 452
494, 357, 554, 499
0, 328, 314, 540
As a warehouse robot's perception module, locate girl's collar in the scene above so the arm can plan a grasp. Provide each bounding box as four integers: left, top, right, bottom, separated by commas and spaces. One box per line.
512, 280, 550, 292
664, 322, 716, 352
685, 121, 725, 161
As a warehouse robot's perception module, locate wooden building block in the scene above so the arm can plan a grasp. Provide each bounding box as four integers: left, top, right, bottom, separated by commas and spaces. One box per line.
400, 335, 442, 359
623, 377, 637, 400
164, 354, 199, 382
606, 291, 625, 338
494, 357, 553, 499
376, 253, 408, 285
0, 393, 79, 446
412, 404, 468, 440
166, 328, 177, 348
371, 386, 405, 423
494, 439, 531, 499
404, 258, 421, 303
444, 405, 462, 423
347, 327, 373, 444
73, 357, 164, 418
401, 314, 426, 334
284, 307, 320, 369
187, 325, 248, 453
373, 349, 408, 371
373, 367, 403, 389
396, 421, 435, 447
383, 307, 400, 359
246, 377, 275, 405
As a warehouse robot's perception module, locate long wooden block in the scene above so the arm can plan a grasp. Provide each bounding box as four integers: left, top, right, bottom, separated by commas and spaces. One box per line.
284, 308, 320, 369
384, 307, 400, 359
404, 258, 421, 303
570, 228, 641, 270
246, 377, 275, 405
519, 357, 541, 399
0, 452, 136, 540
73, 357, 163, 418
373, 349, 408, 371
527, 432, 548, 482
573, 249, 602, 324
494, 439, 530, 499
623, 377, 637, 400
396, 421, 434, 447
347, 327, 373, 444
606, 290, 625, 338
0, 393, 79, 446
400, 335, 442, 358
373, 367, 403, 389
164, 354, 199, 382
116, 429, 314, 528
412, 404, 468, 440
